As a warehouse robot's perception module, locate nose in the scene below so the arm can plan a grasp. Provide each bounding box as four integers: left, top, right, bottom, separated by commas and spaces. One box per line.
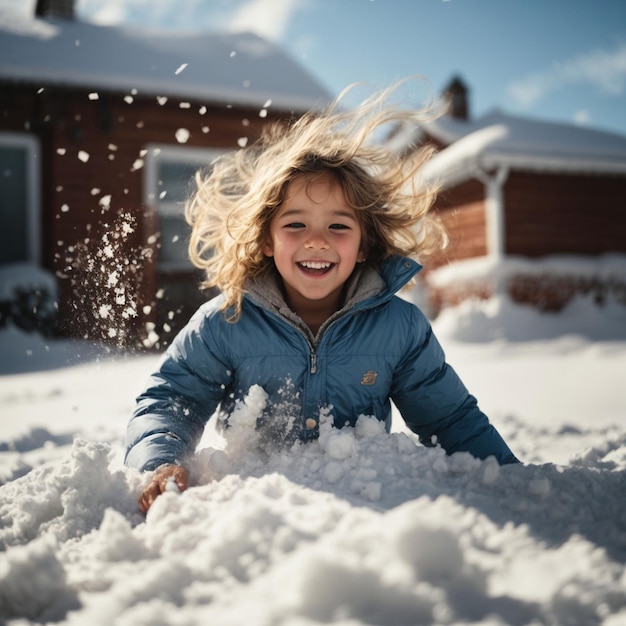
304, 228, 329, 250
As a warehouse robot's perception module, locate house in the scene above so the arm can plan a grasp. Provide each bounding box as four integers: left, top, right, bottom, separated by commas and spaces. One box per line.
388, 76, 626, 314
0, 1, 330, 347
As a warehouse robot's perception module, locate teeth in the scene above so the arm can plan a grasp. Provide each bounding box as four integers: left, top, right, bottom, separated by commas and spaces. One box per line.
300, 261, 332, 269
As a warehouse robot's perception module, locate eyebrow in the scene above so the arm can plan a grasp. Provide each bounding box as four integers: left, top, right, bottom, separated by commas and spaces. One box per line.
278, 208, 358, 221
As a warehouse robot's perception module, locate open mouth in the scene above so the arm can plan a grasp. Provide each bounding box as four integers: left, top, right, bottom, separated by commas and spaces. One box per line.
297, 261, 335, 275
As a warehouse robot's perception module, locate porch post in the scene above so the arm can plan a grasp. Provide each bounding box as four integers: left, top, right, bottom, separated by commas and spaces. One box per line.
477, 166, 509, 258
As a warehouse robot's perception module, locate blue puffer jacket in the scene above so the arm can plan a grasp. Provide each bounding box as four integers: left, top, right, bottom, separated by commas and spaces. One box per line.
125, 256, 518, 471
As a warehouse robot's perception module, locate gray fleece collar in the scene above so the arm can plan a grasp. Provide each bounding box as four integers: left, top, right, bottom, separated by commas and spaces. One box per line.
244, 264, 386, 344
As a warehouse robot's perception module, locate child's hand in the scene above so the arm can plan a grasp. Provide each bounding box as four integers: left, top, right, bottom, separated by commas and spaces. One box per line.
139, 464, 189, 513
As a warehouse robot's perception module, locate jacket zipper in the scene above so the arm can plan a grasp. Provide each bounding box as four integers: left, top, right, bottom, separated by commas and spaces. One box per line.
310, 352, 317, 374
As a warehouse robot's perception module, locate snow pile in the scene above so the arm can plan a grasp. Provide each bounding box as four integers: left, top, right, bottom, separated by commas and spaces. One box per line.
1, 294, 626, 625
0, 324, 113, 375
431, 291, 626, 343
427, 254, 626, 292
2, 414, 625, 625
422, 254, 626, 342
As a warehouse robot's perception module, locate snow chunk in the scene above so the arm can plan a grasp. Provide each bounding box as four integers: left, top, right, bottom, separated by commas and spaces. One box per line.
0, 536, 77, 620
175, 128, 190, 143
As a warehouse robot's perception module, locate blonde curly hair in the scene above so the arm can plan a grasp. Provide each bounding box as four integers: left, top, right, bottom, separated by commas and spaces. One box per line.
185, 82, 447, 321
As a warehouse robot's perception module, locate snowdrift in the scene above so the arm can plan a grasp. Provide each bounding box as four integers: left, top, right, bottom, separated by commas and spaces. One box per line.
1, 293, 625, 625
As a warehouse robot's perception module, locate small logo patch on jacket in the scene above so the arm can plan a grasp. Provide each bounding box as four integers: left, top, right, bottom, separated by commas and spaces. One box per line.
360, 370, 377, 385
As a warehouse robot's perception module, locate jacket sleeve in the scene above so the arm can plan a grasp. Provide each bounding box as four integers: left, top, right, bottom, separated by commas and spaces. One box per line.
124, 306, 233, 472
391, 306, 518, 465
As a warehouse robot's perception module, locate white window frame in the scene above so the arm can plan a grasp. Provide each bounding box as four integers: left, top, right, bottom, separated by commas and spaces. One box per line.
0, 132, 41, 265
143, 144, 226, 272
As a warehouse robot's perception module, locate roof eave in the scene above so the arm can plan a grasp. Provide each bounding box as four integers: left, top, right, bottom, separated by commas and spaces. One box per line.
0, 69, 328, 113
424, 152, 626, 190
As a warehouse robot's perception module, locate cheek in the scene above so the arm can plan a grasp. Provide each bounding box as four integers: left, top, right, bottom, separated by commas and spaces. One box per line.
265, 233, 295, 258
347, 234, 365, 258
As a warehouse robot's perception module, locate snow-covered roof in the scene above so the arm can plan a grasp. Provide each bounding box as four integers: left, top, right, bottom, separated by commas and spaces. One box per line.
396, 110, 626, 187
0, 10, 331, 112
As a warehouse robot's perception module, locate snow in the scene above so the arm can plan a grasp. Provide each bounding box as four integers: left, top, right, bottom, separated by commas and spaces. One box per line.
1, 270, 626, 625
0, 10, 330, 112
0, 263, 57, 301
427, 253, 626, 289
390, 109, 626, 187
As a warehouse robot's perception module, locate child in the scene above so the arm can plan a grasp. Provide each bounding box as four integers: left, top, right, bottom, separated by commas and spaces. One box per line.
125, 84, 518, 513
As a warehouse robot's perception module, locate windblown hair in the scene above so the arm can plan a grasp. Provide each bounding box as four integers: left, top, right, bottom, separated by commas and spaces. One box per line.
186, 82, 448, 321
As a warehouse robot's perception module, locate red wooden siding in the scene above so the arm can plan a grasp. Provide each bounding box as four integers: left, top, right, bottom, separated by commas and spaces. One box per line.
503, 171, 626, 257
429, 179, 488, 267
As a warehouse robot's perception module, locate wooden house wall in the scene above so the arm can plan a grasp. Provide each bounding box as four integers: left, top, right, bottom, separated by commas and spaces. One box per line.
429, 178, 488, 267
0, 82, 283, 345
503, 171, 626, 257
426, 170, 626, 313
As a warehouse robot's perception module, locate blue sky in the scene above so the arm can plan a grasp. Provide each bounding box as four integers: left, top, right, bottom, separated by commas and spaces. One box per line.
7, 0, 626, 137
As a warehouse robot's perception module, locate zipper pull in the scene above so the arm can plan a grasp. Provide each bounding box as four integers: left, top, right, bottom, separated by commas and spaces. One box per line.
310, 353, 317, 374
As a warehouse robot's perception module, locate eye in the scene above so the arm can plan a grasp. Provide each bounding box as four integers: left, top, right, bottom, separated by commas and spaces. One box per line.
329, 223, 350, 230
284, 222, 305, 229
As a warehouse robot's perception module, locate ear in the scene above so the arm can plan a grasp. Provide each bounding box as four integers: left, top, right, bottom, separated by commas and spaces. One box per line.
357, 243, 367, 263
262, 239, 274, 257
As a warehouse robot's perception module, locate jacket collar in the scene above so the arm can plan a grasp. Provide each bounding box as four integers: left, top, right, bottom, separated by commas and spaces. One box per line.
244, 256, 422, 340
367, 255, 422, 305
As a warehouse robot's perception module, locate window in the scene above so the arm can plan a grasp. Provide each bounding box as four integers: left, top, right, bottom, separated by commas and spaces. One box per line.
0, 133, 41, 265
144, 145, 226, 271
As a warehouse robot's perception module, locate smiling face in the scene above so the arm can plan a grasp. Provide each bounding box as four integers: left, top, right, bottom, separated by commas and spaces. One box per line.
263, 173, 366, 327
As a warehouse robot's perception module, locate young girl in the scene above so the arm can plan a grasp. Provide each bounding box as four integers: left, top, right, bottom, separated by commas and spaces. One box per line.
125, 84, 518, 513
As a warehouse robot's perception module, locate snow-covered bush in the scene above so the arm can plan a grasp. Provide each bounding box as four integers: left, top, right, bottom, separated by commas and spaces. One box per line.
0, 264, 58, 337
426, 253, 626, 315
